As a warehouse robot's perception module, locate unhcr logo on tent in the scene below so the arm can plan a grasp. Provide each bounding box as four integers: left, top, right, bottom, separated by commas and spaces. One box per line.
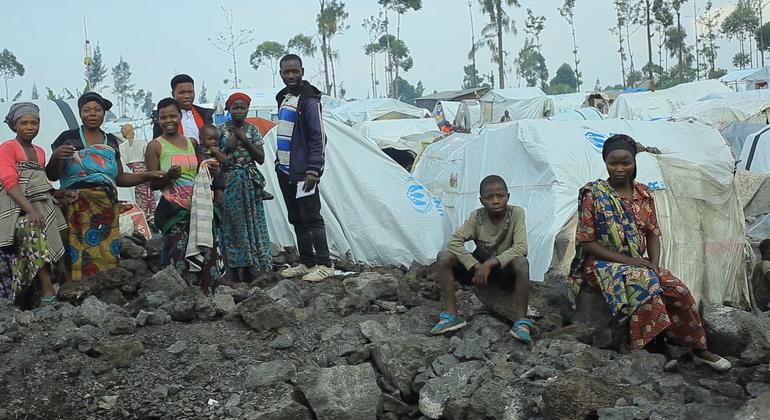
584, 130, 608, 152
405, 177, 433, 215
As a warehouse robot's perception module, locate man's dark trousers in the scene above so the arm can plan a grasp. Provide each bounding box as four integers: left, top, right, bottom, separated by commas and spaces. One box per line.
276, 171, 331, 267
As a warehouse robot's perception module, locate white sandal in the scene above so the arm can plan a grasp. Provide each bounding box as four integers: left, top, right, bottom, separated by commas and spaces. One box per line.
693, 354, 732, 372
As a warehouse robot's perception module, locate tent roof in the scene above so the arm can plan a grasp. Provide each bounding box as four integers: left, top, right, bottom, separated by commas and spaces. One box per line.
480, 87, 545, 102
416, 87, 490, 101
325, 98, 429, 123
608, 79, 731, 120
719, 67, 770, 83
213, 88, 276, 112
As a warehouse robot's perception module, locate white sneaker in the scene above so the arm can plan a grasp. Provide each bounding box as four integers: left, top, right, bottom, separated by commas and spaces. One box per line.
301, 265, 335, 282
280, 264, 311, 278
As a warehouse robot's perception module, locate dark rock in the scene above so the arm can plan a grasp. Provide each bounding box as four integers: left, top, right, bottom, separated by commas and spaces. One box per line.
449, 332, 490, 360
361, 320, 446, 401
139, 265, 187, 297
566, 288, 629, 350
118, 258, 151, 279
746, 381, 770, 398
702, 302, 770, 360
267, 279, 304, 308
118, 237, 146, 259
169, 288, 204, 322
269, 334, 295, 350
543, 373, 628, 420
244, 360, 297, 388
381, 393, 417, 416
296, 363, 380, 420
418, 360, 490, 418
211, 293, 236, 315
597, 406, 646, 420
235, 289, 292, 331
92, 340, 145, 368
698, 378, 743, 399
167, 340, 187, 356
195, 297, 217, 320
444, 378, 539, 420
249, 390, 312, 420
103, 316, 136, 335
144, 237, 164, 257
733, 390, 770, 420
146, 309, 171, 325
78, 296, 110, 327
343, 272, 399, 301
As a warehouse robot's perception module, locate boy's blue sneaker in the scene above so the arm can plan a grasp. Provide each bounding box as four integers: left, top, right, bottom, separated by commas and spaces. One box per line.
430, 311, 468, 335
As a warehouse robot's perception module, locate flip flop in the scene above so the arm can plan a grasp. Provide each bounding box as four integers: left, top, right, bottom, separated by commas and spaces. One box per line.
511, 318, 535, 344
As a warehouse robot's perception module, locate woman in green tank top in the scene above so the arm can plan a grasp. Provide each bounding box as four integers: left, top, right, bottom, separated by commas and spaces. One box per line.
145, 98, 220, 293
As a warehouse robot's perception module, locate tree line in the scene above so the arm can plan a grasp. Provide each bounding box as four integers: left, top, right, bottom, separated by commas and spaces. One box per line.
4, 0, 770, 109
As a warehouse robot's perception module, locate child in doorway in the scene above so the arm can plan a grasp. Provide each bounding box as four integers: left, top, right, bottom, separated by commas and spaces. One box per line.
431, 175, 535, 344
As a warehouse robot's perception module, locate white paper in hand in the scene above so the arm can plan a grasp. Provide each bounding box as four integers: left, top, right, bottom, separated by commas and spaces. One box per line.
295, 181, 317, 199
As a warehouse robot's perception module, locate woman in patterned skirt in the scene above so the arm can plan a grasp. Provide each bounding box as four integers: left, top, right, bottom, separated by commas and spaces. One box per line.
568, 134, 731, 371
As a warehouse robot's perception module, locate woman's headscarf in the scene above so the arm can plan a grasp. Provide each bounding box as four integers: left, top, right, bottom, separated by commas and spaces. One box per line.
225, 92, 251, 110
78, 92, 113, 112
4, 102, 40, 131
602, 134, 638, 179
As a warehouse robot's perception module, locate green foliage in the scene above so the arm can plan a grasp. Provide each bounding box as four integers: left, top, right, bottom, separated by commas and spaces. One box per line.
462, 64, 486, 89
378, 35, 413, 73
514, 40, 548, 88
250, 40, 287, 87
394, 76, 424, 102
112, 57, 134, 117
720, 0, 758, 68
199, 82, 208, 103
378, 0, 422, 14
132, 89, 153, 117
733, 52, 752, 68
31, 83, 38, 100
757, 22, 770, 52
478, 0, 521, 88
549, 63, 577, 92
287, 34, 317, 57
0, 48, 25, 101
86, 44, 108, 92
698, 1, 721, 76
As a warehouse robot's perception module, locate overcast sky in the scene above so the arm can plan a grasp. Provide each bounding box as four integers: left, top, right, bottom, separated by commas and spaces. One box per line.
1, 0, 759, 105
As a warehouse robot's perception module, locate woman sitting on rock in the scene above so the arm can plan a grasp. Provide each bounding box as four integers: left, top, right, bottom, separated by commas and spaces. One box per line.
0, 103, 68, 306
568, 134, 730, 371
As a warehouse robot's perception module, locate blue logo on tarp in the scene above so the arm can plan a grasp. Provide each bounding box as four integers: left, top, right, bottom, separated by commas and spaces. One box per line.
406, 177, 432, 214
434, 199, 445, 217
585, 130, 608, 151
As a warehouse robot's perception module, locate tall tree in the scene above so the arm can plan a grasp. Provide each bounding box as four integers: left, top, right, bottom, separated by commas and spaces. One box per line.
611, 0, 629, 87
141, 91, 154, 118
31, 83, 39, 100
549, 63, 577, 94
524, 9, 546, 54
317, 0, 349, 97
378, 0, 422, 99
250, 41, 287, 88
463, 64, 489, 89
558, 0, 581, 91
478, 0, 521, 89
0, 49, 25, 102
363, 12, 387, 97
111, 57, 134, 117
643, 0, 655, 89
199, 81, 208, 103
287, 34, 317, 58
514, 39, 548, 88
393, 76, 424, 102
721, 0, 759, 70
131, 89, 146, 116
466, 0, 480, 89
378, 34, 413, 91
699, 0, 720, 78
85, 44, 108, 92
672, 0, 688, 83
652, 0, 674, 69
209, 7, 254, 88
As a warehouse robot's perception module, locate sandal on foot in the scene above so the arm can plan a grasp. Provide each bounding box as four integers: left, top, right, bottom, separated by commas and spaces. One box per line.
511, 319, 535, 344
693, 354, 731, 372
40, 295, 57, 306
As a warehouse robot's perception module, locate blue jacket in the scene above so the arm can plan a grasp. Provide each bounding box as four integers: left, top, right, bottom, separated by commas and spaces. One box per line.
275, 81, 326, 182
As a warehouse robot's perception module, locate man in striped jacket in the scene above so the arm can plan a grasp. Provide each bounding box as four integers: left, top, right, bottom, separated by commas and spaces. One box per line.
274, 54, 333, 283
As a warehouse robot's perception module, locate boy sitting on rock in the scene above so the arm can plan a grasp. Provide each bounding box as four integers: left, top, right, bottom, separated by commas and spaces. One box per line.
431, 175, 534, 343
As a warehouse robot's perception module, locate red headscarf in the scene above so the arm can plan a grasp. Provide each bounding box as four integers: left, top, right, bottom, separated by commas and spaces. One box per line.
226, 92, 252, 110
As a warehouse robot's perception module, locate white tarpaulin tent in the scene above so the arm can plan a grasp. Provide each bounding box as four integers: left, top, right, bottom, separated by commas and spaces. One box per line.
548, 107, 604, 121
719, 67, 770, 91
608, 79, 732, 120
261, 117, 445, 266
325, 98, 430, 125
0, 99, 135, 201
358, 118, 442, 153
453, 100, 483, 131
669, 98, 770, 130
548, 93, 589, 116
479, 87, 551, 122
720, 122, 767, 158
739, 127, 770, 174
413, 120, 748, 305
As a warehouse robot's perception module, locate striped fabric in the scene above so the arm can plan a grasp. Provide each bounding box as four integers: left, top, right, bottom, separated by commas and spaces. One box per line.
0, 161, 66, 255
184, 159, 216, 272
276, 94, 299, 174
